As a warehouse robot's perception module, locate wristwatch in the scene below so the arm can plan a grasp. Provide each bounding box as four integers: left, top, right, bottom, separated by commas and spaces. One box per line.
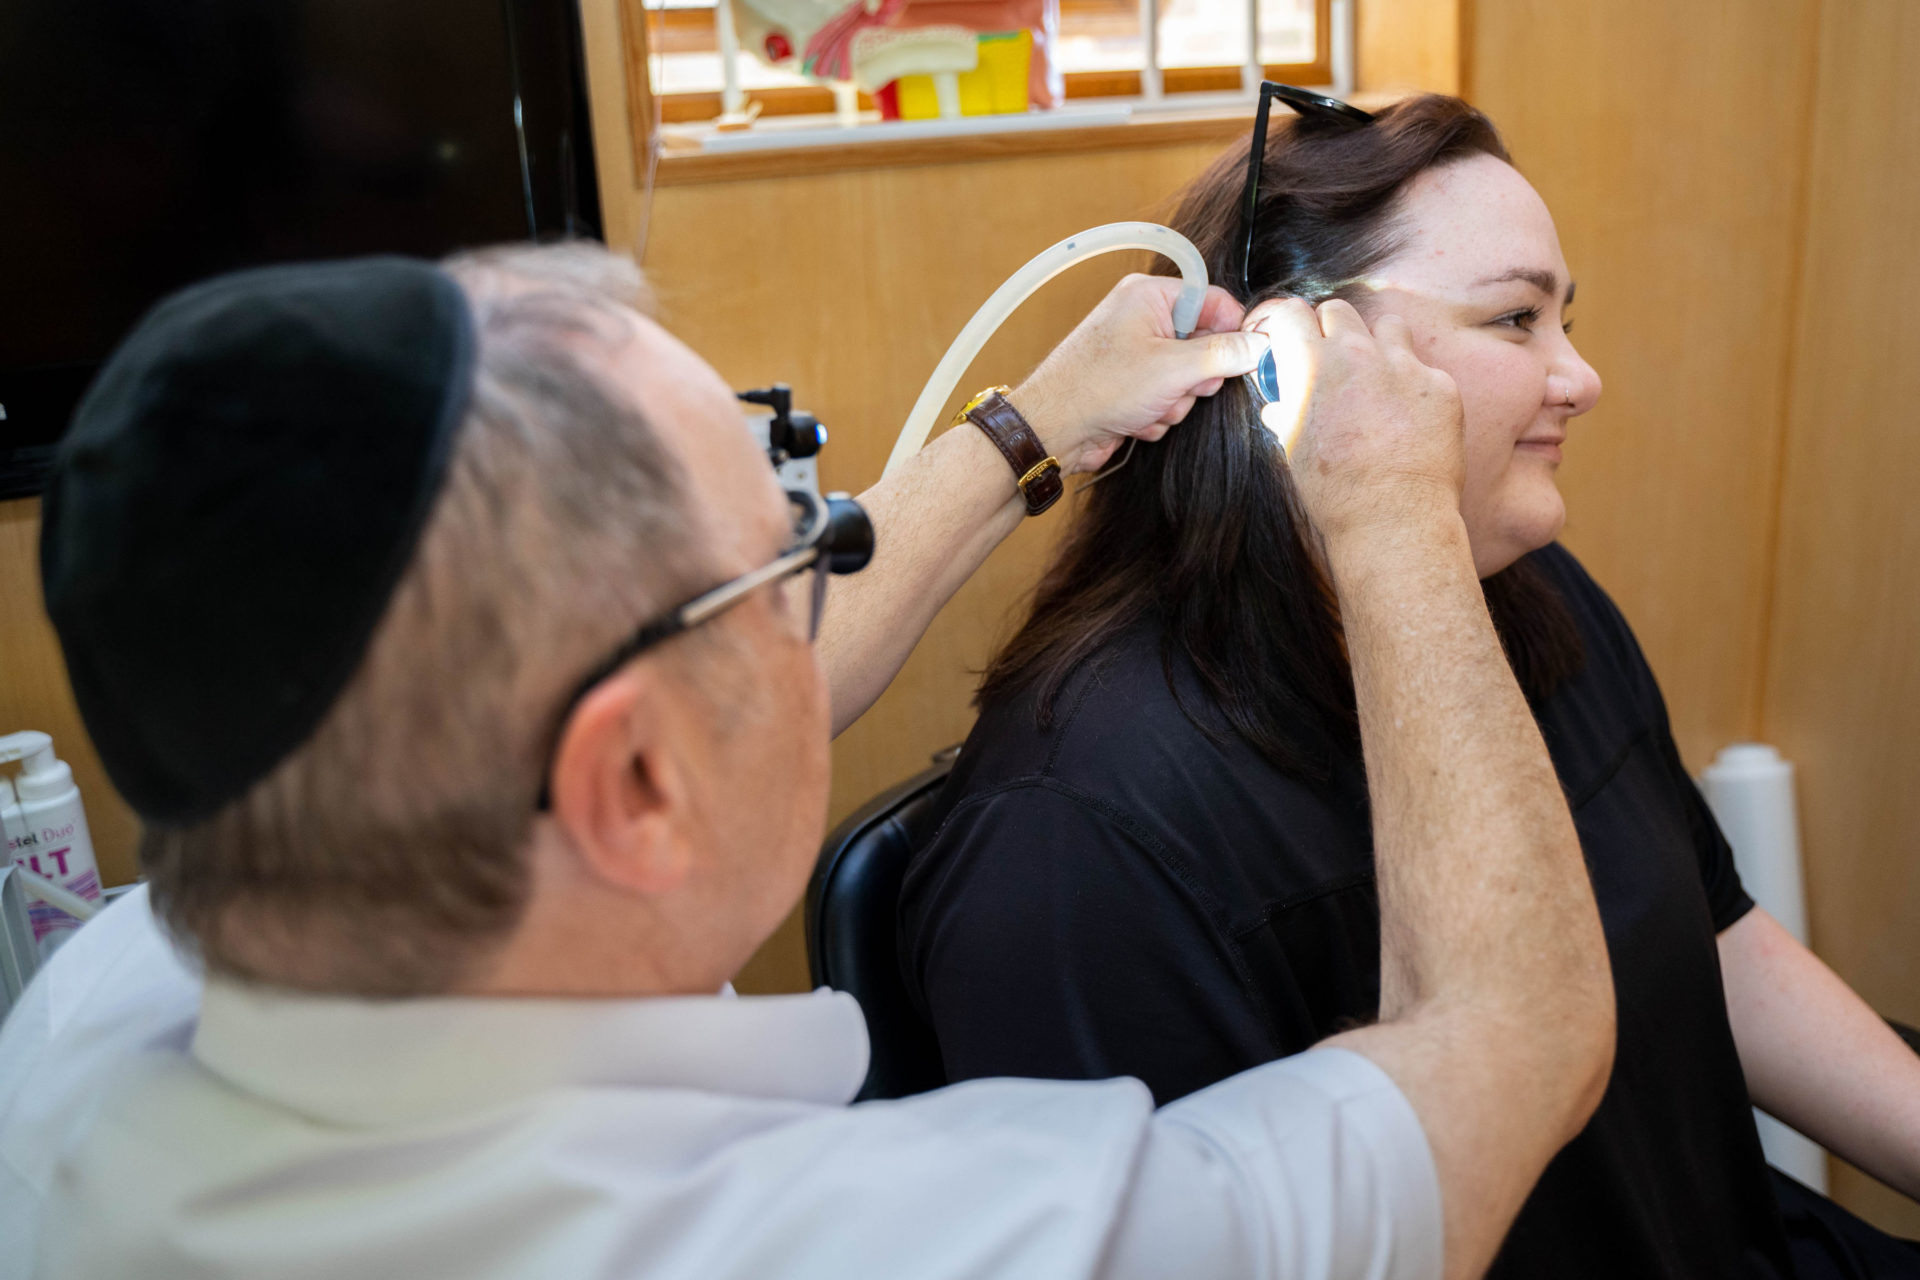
955, 386, 1063, 516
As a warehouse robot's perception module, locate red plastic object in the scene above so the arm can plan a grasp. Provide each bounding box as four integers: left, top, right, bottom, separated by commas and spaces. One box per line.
764, 31, 793, 62
875, 80, 900, 120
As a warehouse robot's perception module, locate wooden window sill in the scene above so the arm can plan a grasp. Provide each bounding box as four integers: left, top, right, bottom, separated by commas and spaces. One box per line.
650, 88, 1403, 186
652, 106, 1265, 186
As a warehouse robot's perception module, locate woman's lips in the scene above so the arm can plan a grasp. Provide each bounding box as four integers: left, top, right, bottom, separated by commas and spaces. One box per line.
1516, 436, 1564, 463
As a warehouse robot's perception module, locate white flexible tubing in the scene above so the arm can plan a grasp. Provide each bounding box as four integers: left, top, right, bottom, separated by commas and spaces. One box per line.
881, 222, 1210, 479
10, 864, 100, 922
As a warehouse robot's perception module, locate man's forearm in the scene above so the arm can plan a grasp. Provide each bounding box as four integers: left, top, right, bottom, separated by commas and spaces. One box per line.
1328, 515, 1604, 1028
1322, 512, 1612, 1280
819, 421, 1024, 737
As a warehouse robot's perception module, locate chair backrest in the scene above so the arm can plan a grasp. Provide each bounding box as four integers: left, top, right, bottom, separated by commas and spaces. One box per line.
805, 748, 956, 1101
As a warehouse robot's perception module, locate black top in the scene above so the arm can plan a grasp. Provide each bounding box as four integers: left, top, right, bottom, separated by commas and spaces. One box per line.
899, 544, 1796, 1280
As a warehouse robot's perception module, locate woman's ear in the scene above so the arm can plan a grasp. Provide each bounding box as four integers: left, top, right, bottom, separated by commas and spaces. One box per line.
547, 668, 693, 896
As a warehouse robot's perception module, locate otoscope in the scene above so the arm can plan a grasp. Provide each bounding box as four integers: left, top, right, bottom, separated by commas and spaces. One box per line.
738, 384, 874, 574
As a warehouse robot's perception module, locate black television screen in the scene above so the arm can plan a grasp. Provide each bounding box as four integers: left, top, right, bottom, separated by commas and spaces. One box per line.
0, 0, 599, 498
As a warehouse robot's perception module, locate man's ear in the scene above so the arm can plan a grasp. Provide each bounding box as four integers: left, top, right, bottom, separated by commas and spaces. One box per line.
547, 668, 693, 896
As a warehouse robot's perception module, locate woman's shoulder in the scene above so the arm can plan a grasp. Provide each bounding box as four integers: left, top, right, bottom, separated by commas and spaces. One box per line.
960, 620, 1249, 794
927, 618, 1367, 883
1524, 542, 1652, 678
1517, 543, 1678, 781
1526, 541, 1608, 611
910, 628, 1374, 950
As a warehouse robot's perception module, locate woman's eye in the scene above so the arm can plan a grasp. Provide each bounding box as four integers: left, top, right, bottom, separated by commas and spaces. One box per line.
1562, 317, 1576, 335
1495, 307, 1542, 331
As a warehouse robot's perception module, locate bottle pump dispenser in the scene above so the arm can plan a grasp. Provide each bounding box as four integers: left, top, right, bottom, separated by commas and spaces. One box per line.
0, 731, 102, 956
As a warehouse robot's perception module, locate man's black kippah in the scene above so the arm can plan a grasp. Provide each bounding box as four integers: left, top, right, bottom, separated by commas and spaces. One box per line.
40, 257, 476, 824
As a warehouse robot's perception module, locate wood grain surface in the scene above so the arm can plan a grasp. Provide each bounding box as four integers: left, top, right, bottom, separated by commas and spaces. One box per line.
1359, 0, 1462, 95
0, 501, 140, 887
1757, 0, 1920, 1237
1467, 0, 1824, 775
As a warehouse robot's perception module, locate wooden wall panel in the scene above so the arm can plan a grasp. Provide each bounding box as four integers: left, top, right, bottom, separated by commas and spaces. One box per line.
0, 500, 140, 886
1467, 0, 1821, 772
1357, 0, 1461, 95
1760, 0, 1920, 1238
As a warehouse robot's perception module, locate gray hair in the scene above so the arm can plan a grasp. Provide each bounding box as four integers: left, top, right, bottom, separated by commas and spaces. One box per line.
144, 242, 703, 995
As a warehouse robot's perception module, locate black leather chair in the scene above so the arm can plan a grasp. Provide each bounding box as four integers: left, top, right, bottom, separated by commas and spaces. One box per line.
805, 748, 957, 1101
1893, 1019, 1920, 1058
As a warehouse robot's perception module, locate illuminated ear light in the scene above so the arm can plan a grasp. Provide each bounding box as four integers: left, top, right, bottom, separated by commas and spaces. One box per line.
1248, 331, 1313, 457
1250, 345, 1282, 402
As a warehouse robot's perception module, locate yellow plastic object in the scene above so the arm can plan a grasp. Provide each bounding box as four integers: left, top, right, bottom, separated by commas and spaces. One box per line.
895, 76, 937, 120
896, 30, 1032, 120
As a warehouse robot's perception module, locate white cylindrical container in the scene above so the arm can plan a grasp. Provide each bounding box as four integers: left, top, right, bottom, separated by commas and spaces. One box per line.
0, 774, 21, 864
1, 731, 102, 960
1702, 744, 1809, 943
1700, 742, 1826, 1193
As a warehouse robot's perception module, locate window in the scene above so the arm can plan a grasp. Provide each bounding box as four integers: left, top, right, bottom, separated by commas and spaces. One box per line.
636, 0, 1334, 131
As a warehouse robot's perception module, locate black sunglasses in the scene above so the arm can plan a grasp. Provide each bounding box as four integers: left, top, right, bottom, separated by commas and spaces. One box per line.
1236, 83, 1375, 424
1232, 83, 1376, 301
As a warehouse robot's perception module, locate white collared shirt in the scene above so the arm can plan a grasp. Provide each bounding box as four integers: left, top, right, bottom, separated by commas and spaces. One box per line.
3, 890, 1440, 1280
0, 886, 199, 1270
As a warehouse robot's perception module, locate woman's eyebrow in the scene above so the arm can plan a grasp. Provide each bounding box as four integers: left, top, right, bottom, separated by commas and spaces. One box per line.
1475, 267, 1575, 304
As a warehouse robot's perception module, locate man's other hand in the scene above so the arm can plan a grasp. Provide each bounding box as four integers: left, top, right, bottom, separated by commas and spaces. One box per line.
1013, 276, 1269, 474
1256, 298, 1466, 546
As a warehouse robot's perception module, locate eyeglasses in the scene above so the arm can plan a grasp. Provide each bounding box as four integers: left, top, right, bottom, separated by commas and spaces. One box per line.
534, 490, 832, 809
1236, 83, 1375, 417
558, 488, 831, 705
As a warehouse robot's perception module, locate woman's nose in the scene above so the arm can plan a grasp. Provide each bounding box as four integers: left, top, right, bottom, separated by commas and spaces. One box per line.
1549, 341, 1603, 416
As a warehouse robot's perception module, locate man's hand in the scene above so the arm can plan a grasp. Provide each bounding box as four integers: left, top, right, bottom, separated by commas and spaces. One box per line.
1013, 275, 1269, 474
1258, 298, 1466, 546
820, 274, 1263, 737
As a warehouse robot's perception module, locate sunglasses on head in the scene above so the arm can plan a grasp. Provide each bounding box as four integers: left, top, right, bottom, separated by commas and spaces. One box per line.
1235, 83, 1375, 424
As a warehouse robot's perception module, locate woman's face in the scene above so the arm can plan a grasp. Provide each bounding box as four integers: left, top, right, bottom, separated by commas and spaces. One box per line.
1251, 154, 1603, 577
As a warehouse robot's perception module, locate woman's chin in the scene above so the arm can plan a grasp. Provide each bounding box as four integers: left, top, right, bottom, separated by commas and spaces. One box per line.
1469, 494, 1567, 577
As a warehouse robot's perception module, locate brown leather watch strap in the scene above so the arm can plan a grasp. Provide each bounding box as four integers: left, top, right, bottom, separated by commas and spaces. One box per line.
958, 387, 1062, 516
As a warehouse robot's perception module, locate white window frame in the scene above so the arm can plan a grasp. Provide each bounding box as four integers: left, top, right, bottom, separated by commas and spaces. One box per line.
641, 0, 1355, 156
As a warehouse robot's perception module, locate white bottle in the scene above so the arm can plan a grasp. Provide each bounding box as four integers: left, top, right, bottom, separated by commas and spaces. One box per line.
0, 731, 102, 959
0, 773, 20, 868
1700, 742, 1827, 1195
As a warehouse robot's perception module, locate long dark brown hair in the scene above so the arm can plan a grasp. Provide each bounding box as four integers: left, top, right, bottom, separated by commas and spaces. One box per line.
980, 94, 1584, 779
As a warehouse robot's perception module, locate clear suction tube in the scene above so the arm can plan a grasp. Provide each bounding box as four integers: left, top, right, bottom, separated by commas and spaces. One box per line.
882, 222, 1210, 479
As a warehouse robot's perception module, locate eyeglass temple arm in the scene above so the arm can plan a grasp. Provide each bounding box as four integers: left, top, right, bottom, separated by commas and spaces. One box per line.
1235, 83, 1283, 300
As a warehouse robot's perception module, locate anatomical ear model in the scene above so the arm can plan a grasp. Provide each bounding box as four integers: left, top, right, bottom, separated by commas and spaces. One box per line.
731, 0, 1061, 119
